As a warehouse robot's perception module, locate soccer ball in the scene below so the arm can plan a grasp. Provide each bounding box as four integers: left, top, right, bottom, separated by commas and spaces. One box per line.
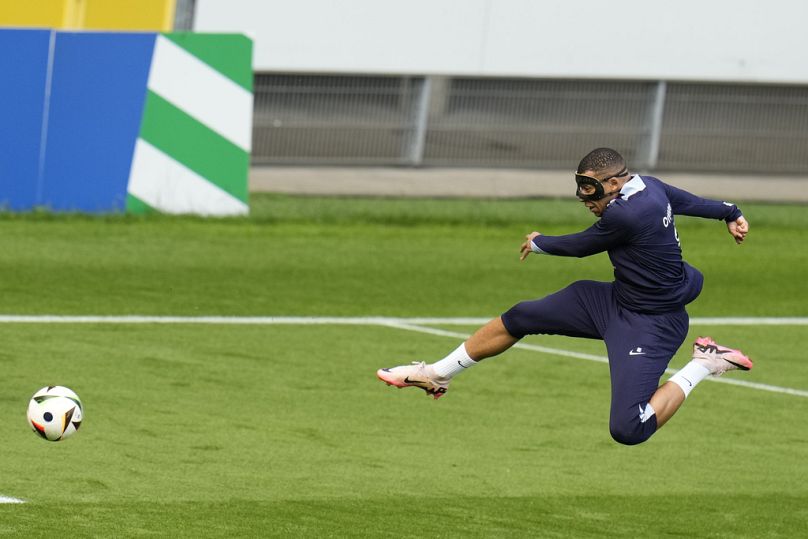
26, 386, 84, 442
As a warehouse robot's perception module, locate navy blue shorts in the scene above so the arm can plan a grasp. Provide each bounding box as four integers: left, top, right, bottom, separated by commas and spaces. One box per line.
501, 280, 689, 445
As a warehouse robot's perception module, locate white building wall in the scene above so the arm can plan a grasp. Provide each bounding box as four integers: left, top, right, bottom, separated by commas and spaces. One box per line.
195, 0, 808, 83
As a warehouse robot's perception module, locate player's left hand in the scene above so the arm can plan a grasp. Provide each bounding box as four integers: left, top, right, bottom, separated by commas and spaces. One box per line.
727, 216, 749, 244
520, 231, 541, 260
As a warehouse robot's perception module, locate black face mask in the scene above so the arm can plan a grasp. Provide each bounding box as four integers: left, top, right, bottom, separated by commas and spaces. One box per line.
575, 167, 629, 202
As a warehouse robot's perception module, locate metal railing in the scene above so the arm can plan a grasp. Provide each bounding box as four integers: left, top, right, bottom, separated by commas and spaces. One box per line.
252, 74, 808, 173
173, 0, 196, 30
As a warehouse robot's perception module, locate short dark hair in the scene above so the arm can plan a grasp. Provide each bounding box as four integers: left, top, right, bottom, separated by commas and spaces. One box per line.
577, 148, 626, 174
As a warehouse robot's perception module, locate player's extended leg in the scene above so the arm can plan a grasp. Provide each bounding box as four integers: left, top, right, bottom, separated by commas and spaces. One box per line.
465, 317, 520, 360
376, 280, 608, 399
375, 317, 517, 399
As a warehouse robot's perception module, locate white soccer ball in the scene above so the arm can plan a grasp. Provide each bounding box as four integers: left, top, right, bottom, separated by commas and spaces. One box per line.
26, 386, 84, 442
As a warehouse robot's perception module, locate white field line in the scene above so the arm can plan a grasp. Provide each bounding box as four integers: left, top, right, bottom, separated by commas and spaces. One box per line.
382, 322, 808, 399
0, 315, 804, 397
0, 495, 24, 504
0, 315, 806, 325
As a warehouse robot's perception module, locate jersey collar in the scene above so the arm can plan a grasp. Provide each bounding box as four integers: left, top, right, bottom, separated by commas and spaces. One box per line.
619, 175, 646, 200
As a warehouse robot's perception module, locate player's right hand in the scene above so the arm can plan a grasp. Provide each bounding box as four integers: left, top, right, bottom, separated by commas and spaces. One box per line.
520, 231, 541, 260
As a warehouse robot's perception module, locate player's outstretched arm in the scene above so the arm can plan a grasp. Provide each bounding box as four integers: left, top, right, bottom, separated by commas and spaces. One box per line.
660, 180, 743, 222
727, 215, 749, 244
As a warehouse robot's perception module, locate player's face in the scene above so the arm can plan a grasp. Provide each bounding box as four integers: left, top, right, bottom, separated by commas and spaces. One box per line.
577, 170, 615, 217
582, 197, 609, 216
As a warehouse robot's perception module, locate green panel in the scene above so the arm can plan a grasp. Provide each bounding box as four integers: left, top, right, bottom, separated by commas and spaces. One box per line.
125, 193, 156, 214
163, 32, 253, 92
139, 91, 249, 202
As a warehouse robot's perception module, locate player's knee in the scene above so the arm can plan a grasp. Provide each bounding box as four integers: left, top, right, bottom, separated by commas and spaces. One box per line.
501, 302, 534, 339
609, 419, 651, 446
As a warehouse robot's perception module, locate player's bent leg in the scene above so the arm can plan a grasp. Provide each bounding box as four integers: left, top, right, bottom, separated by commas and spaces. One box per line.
606, 353, 670, 446
637, 337, 754, 435
608, 399, 659, 445
604, 308, 689, 445
647, 381, 686, 429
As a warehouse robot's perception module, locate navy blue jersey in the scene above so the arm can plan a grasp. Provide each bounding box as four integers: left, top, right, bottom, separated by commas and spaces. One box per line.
531, 175, 743, 314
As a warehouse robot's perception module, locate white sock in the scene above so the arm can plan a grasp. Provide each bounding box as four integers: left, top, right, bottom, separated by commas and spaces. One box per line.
668, 360, 710, 398
430, 343, 477, 379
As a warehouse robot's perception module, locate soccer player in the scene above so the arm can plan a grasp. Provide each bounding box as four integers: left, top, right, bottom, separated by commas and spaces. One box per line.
377, 147, 753, 445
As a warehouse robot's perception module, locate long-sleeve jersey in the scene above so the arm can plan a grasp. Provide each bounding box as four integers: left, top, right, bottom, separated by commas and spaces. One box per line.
531, 175, 743, 314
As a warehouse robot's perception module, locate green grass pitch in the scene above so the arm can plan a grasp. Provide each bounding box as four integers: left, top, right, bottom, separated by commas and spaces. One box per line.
0, 195, 806, 537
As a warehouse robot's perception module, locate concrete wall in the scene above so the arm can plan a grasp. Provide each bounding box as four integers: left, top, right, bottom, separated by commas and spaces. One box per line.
249, 167, 808, 203
195, 0, 808, 84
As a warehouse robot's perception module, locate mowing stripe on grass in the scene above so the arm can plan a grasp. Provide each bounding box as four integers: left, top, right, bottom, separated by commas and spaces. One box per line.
0, 495, 24, 504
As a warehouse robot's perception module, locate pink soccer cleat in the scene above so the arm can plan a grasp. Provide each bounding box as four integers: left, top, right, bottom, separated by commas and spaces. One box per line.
376, 361, 449, 400
692, 336, 753, 376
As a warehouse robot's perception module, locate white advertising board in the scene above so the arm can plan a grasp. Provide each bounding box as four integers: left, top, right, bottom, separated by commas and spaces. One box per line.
195, 0, 808, 83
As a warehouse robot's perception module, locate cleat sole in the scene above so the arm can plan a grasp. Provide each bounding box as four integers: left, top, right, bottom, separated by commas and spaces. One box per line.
376, 367, 448, 399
